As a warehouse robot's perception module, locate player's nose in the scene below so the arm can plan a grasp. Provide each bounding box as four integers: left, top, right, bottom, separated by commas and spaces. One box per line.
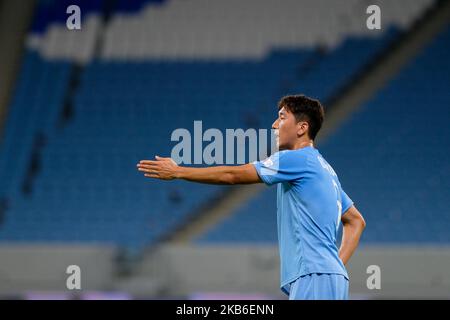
272, 119, 279, 129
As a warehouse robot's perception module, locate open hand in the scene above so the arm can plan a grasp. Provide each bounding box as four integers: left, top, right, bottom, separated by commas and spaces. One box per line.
137, 156, 180, 180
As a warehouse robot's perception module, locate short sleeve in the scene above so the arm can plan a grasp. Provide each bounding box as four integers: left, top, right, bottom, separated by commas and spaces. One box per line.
340, 188, 354, 214
252, 150, 308, 186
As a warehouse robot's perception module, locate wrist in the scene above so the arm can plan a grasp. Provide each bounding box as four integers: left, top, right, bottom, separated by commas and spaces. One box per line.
174, 166, 185, 179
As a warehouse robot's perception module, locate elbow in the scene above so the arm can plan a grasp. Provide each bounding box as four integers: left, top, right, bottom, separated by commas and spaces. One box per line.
223, 165, 256, 185
226, 169, 247, 185
223, 171, 238, 185
358, 214, 366, 230
342, 211, 366, 231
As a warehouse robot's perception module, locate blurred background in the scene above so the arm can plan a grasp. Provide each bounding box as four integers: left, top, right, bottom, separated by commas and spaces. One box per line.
0, 0, 449, 299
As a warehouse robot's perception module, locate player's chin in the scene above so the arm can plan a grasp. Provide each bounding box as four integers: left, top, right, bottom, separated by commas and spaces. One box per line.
275, 139, 281, 151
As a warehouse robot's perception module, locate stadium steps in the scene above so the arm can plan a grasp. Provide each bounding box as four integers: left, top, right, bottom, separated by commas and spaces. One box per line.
320, 0, 450, 139
164, 184, 265, 244
165, 0, 450, 244
0, 0, 36, 143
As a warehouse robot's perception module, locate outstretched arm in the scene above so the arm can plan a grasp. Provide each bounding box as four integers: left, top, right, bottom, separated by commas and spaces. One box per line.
339, 205, 366, 265
137, 156, 262, 185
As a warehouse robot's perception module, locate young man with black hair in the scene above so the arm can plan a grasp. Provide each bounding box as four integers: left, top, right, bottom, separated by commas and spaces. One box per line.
137, 95, 366, 300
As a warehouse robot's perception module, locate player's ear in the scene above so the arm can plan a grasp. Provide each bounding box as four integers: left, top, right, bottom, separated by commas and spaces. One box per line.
297, 121, 309, 137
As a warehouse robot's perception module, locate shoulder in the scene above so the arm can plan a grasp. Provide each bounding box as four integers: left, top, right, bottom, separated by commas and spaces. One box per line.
274, 148, 312, 167
285, 147, 316, 161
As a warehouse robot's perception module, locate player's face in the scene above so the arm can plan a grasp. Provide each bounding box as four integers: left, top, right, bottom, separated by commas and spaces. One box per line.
272, 107, 298, 150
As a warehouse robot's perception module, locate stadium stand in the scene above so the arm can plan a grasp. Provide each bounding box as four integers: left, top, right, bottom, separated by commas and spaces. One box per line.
0, 0, 436, 248
197, 23, 450, 244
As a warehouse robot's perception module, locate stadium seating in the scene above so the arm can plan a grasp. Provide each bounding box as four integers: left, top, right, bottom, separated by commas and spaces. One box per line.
198, 24, 450, 244
0, 0, 437, 248
0, 51, 71, 203
0, 49, 314, 247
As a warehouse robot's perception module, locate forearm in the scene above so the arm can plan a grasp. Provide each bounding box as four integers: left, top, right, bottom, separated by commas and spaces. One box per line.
138, 157, 261, 184
176, 165, 244, 185
338, 221, 365, 265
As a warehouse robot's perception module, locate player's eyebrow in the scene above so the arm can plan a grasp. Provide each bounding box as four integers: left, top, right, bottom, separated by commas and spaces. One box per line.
278, 110, 285, 117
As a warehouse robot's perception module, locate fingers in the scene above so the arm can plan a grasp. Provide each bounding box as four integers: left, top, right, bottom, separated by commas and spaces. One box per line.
139, 160, 158, 165
136, 156, 173, 180
138, 166, 160, 178
137, 163, 163, 179
155, 155, 172, 160
137, 166, 157, 173
137, 163, 158, 169
139, 156, 171, 164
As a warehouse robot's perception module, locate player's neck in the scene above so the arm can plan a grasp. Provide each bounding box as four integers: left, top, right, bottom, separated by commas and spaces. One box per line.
291, 139, 314, 150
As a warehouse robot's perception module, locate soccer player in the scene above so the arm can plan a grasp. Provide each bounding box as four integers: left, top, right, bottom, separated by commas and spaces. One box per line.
137, 95, 366, 300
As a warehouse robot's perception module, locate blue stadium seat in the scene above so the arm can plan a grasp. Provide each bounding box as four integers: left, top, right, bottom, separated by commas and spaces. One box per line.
0, 0, 428, 249
198, 25, 450, 244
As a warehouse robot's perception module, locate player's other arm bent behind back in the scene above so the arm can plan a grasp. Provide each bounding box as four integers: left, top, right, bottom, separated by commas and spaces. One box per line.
339, 206, 366, 265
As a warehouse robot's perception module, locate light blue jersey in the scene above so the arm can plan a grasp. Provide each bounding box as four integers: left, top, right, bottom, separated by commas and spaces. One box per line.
252, 146, 353, 295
